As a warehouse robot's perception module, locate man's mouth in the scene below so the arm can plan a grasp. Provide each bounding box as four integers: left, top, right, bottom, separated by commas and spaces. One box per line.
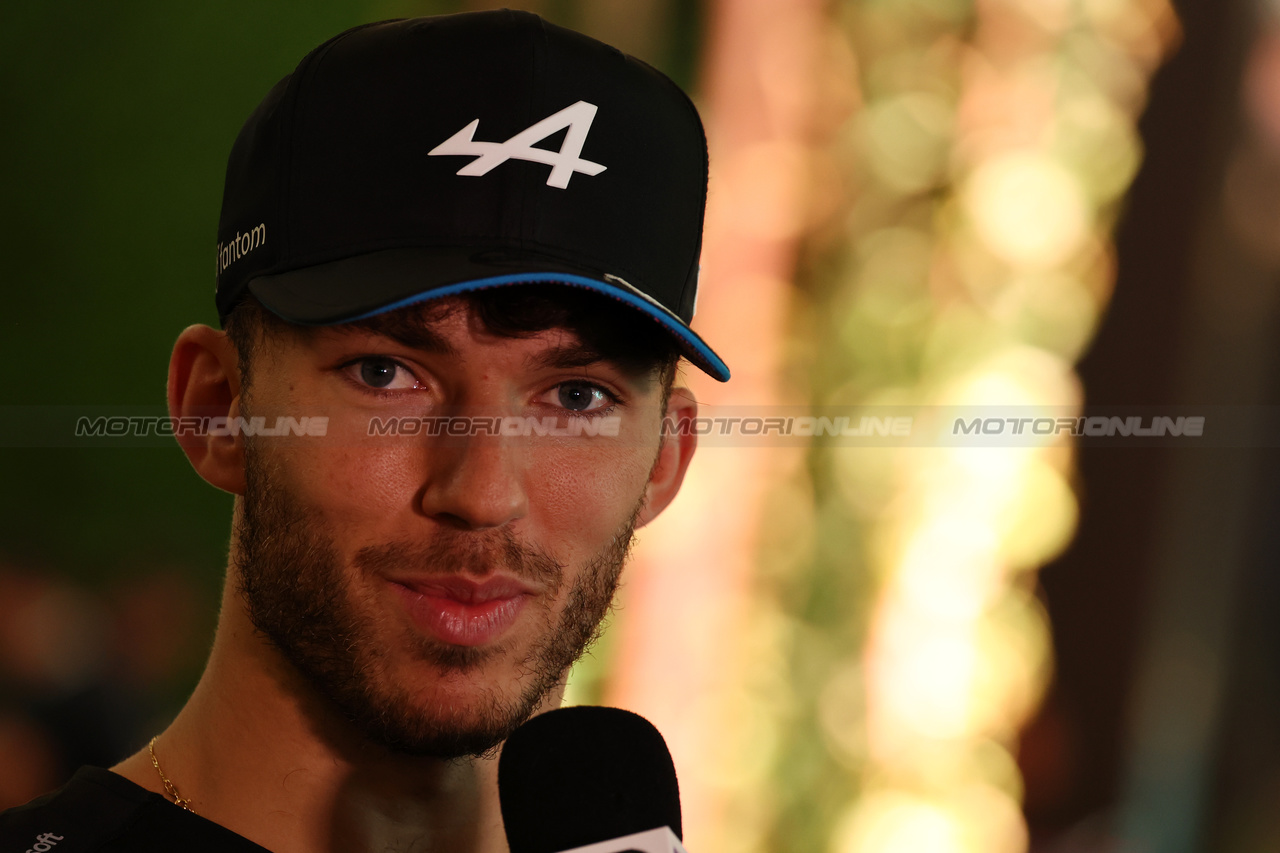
387, 575, 536, 646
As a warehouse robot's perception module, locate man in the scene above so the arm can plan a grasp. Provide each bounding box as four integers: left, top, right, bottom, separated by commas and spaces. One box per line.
0, 9, 728, 853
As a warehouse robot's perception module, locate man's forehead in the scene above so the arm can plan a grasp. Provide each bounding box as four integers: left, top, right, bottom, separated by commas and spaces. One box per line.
310, 297, 624, 372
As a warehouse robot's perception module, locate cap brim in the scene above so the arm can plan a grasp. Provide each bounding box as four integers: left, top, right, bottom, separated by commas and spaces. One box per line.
247, 247, 730, 381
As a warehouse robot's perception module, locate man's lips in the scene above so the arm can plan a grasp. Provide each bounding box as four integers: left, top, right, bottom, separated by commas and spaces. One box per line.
387, 575, 537, 646
395, 575, 538, 603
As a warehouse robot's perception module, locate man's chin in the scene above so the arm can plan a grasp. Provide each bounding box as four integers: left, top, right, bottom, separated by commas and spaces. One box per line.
368, 722, 512, 760
358, 697, 531, 759
344, 665, 542, 758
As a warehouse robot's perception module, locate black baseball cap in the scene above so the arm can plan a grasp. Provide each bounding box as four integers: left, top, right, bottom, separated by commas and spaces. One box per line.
214, 9, 730, 382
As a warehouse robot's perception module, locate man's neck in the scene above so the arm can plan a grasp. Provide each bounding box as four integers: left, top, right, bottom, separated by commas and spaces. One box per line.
112, 593, 527, 853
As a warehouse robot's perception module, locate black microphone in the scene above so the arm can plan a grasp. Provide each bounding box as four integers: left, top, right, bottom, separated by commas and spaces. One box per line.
498, 706, 687, 853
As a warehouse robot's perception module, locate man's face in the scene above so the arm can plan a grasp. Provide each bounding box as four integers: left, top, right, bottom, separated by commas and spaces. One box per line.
228, 300, 668, 758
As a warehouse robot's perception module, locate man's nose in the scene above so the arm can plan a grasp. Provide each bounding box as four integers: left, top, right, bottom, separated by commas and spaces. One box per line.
418, 432, 529, 530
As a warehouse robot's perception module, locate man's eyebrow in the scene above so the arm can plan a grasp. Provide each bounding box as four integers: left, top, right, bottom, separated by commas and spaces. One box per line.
339, 313, 458, 355
528, 344, 611, 371
527, 343, 657, 381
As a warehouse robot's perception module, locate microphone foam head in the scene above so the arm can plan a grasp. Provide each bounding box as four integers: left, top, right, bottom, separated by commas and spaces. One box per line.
498, 706, 682, 853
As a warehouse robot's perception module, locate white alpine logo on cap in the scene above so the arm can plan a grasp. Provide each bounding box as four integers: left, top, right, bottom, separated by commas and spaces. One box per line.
428, 100, 606, 189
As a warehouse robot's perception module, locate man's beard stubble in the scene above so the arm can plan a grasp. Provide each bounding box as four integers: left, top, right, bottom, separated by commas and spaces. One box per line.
232, 437, 642, 759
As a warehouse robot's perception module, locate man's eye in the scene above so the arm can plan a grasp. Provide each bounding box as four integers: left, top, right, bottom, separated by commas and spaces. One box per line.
554, 382, 613, 413
348, 357, 419, 391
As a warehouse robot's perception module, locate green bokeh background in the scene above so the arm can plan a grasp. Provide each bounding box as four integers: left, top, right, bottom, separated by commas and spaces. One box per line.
1, 3, 466, 589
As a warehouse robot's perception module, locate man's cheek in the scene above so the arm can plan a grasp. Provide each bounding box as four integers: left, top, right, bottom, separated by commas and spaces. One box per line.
290, 440, 422, 510
533, 451, 651, 527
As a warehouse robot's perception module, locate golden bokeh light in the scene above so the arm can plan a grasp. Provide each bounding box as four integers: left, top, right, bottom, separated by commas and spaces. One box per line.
964, 151, 1090, 270
730, 0, 1175, 850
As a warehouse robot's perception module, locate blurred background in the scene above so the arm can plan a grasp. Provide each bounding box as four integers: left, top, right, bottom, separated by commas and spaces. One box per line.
4, 0, 1280, 850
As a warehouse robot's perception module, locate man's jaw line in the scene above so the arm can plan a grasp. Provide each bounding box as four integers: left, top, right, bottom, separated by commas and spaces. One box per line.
232, 431, 645, 761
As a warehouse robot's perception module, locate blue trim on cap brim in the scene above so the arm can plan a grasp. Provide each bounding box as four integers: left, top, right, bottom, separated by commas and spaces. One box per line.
342, 272, 731, 382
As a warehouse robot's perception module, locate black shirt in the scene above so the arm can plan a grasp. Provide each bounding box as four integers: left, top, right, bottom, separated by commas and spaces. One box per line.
0, 767, 270, 853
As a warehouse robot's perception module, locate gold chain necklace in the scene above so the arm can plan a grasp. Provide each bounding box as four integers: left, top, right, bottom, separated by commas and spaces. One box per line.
147, 736, 195, 813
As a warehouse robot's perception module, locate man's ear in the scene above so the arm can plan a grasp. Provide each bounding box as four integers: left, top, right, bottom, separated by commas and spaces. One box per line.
168, 324, 247, 495
637, 386, 698, 528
